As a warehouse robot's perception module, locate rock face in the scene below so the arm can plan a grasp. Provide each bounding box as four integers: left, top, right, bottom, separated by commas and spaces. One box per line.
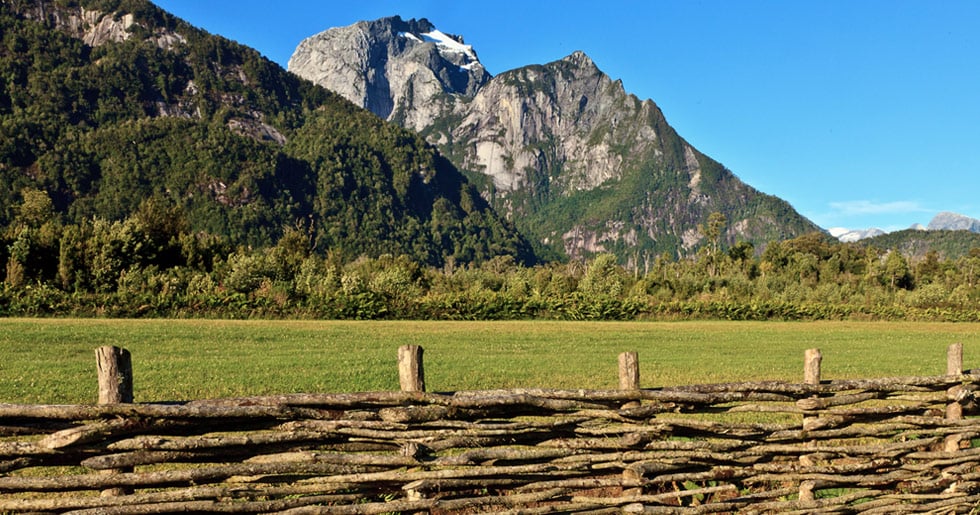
928, 212, 980, 232
289, 17, 488, 131
436, 51, 654, 194
290, 16, 820, 263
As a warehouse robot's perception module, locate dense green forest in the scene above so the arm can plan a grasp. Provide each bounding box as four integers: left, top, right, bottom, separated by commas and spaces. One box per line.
0, 0, 533, 270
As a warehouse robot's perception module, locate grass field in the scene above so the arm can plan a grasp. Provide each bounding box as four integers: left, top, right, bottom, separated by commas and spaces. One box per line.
1, 319, 979, 404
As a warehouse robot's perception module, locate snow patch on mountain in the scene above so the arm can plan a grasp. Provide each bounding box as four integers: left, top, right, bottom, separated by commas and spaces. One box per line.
421, 29, 478, 61
829, 227, 886, 242
398, 27, 482, 69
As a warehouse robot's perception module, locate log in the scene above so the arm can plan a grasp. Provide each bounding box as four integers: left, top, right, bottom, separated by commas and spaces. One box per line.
796, 391, 882, 410
278, 488, 573, 515
40, 418, 147, 450
0, 440, 55, 457
0, 460, 386, 492
0, 484, 364, 513
0, 402, 316, 420
573, 483, 739, 506
433, 446, 576, 466
109, 429, 341, 452
82, 450, 202, 470
743, 469, 916, 488
378, 405, 449, 423
58, 494, 358, 515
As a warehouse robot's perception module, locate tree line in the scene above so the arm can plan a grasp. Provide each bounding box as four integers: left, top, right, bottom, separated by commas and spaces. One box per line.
3, 194, 979, 321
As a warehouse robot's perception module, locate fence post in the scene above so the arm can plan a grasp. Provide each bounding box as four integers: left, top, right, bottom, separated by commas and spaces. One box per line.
945, 343, 964, 452
398, 345, 425, 392
799, 348, 822, 504
96, 346, 133, 404
95, 346, 133, 497
618, 351, 643, 496
618, 352, 640, 391
804, 348, 822, 387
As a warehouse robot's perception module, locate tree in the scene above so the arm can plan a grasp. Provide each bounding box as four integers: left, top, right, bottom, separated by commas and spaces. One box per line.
701, 212, 727, 252
579, 254, 627, 297
883, 251, 913, 290
14, 187, 55, 229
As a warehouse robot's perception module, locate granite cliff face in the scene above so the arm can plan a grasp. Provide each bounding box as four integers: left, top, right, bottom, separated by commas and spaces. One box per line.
290, 16, 820, 263
288, 17, 488, 132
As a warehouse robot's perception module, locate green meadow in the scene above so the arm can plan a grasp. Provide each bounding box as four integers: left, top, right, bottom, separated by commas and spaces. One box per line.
1, 319, 978, 404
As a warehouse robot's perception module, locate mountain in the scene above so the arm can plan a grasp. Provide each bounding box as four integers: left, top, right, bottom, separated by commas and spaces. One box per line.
289, 16, 821, 264
828, 227, 886, 243
849, 213, 980, 259
928, 212, 980, 232
288, 16, 488, 131
0, 1, 533, 267
862, 229, 980, 259
831, 212, 980, 244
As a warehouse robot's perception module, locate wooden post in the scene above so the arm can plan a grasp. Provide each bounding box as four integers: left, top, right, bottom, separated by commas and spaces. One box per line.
802, 349, 822, 434
96, 346, 133, 404
95, 346, 133, 497
947, 343, 963, 376
618, 351, 643, 496
800, 348, 821, 504
945, 343, 964, 452
618, 352, 640, 390
803, 348, 822, 386
398, 345, 425, 392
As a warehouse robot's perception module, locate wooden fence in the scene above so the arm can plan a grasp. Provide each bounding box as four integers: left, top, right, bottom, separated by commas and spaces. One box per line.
0, 344, 978, 513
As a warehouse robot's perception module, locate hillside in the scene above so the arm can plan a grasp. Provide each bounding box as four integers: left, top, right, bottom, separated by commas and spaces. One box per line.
861, 229, 980, 259
290, 16, 822, 264
0, 0, 533, 269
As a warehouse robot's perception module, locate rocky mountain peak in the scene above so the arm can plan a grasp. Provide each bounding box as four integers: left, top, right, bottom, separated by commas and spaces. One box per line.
561, 50, 597, 71
289, 15, 488, 128
928, 212, 980, 232
290, 16, 821, 262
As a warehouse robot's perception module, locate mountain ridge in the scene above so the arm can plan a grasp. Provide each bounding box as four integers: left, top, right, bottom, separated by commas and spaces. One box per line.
289, 16, 822, 263
831, 212, 980, 243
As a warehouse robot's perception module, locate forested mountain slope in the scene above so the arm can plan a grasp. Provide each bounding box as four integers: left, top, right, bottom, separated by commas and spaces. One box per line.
0, 0, 534, 272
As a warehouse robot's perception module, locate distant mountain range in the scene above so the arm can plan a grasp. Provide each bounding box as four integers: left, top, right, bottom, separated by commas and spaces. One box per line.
289, 16, 820, 263
830, 212, 980, 242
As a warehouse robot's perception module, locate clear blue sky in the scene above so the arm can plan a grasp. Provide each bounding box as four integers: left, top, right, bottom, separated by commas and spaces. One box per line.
153, 0, 980, 232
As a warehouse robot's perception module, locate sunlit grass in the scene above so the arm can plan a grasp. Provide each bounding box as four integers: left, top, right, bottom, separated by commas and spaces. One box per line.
0, 319, 977, 404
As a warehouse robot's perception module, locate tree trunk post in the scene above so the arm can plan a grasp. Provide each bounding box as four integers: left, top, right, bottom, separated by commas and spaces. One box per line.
618, 352, 640, 391
398, 345, 425, 393
945, 343, 964, 452
803, 348, 822, 387
96, 346, 133, 404
800, 348, 822, 505
618, 351, 643, 495
95, 346, 133, 497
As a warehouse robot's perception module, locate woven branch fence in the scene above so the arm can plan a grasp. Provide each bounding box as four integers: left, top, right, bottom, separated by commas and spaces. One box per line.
0, 344, 978, 514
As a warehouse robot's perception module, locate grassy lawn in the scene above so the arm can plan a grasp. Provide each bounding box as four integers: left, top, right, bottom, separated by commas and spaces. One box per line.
0, 319, 978, 404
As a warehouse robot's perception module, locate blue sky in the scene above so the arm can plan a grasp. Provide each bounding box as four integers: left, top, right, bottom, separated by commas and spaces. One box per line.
153, 0, 980, 232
